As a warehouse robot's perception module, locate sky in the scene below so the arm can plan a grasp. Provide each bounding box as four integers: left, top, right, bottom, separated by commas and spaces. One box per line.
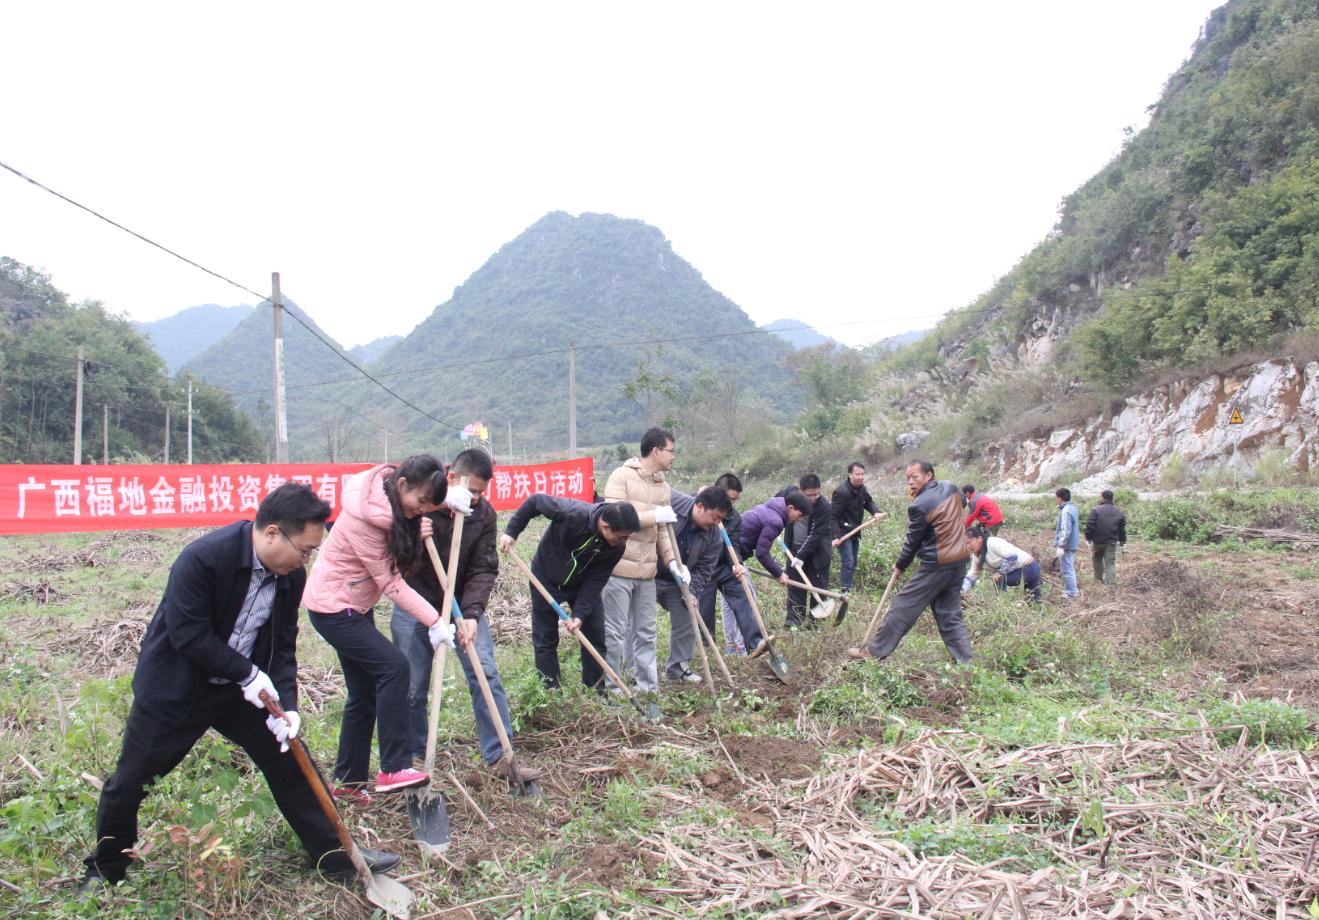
1, 1, 1223, 350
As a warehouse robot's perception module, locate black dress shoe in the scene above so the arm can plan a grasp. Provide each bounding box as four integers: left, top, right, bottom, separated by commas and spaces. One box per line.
317, 847, 401, 879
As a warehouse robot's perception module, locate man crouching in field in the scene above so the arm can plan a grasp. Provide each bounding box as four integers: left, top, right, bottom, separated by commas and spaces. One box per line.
78, 484, 402, 896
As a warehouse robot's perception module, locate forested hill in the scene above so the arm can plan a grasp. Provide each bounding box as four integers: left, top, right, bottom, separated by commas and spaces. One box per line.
134, 303, 254, 372
864, 0, 1319, 464
180, 298, 358, 447
0, 258, 263, 463
357, 211, 798, 454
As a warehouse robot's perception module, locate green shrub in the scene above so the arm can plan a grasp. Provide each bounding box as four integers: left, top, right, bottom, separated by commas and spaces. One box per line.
1205, 698, 1313, 747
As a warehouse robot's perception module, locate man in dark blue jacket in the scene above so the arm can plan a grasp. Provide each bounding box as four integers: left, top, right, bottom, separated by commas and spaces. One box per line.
657, 486, 733, 683
847, 460, 974, 664
780, 474, 834, 629
500, 495, 638, 690
79, 484, 401, 895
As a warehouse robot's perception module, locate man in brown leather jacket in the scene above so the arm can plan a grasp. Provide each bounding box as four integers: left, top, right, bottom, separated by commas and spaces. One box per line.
847, 460, 974, 664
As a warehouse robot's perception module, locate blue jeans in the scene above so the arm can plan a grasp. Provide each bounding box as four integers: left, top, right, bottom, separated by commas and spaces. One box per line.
1059, 549, 1078, 597
389, 605, 513, 766
999, 560, 1042, 602
837, 536, 859, 591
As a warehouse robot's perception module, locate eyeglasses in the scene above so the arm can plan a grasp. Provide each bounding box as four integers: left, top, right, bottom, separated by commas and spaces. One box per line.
657, 446, 677, 455
278, 529, 317, 560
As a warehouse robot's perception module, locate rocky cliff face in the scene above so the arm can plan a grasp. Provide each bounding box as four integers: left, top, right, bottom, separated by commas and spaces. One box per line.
985, 358, 1318, 486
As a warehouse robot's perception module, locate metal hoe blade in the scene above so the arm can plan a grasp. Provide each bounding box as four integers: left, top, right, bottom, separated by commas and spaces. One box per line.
809, 597, 838, 620
405, 789, 451, 855
833, 597, 850, 626
366, 871, 414, 920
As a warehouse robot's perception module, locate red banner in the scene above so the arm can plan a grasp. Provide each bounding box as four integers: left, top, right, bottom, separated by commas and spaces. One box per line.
0, 458, 594, 535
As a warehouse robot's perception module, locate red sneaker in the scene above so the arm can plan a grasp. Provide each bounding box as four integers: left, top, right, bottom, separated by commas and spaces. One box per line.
375, 768, 428, 793
331, 785, 372, 807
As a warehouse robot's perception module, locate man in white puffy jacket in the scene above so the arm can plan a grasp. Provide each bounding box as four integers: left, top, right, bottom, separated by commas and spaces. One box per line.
602, 427, 678, 694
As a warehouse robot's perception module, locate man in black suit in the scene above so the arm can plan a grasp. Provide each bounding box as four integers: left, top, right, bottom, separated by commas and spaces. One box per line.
79, 483, 401, 894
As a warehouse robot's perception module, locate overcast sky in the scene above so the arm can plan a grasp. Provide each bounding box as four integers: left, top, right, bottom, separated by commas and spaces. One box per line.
1, 1, 1221, 350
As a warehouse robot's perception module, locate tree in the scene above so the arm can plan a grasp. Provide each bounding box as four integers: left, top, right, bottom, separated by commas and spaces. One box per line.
620, 345, 678, 428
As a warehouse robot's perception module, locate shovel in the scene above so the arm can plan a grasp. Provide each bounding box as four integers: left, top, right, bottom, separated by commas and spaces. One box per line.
746, 566, 849, 601
425, 538, 543, 800
404, 507, 464, 855
861, 567, 902, 647
717, 524, 791, 684
663, 523, 731, 704
261, 692, 413, 920
506, 551, 661, 722
776, 538, 848, 625
835, 514, 884, 545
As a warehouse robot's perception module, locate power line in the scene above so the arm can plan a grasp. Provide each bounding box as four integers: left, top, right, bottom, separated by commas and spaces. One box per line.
0, 158, 462, 431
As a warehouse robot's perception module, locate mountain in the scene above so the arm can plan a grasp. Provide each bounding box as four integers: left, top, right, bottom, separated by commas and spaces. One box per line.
349, 335, 403, 364
343, 211, 800, 456
863, 328, 929, 355
134, 303, 254, 372
863, 0, 1319, 482
180, 297, 362, 458
762, 319, 838, 349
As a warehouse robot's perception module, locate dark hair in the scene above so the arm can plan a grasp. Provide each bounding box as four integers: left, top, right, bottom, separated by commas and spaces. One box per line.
256, 483, 332, 531
847, 461, 866, 474
907, 459, 935, 476
694, 486, 733, 515
382, 454, 447, 576
600, 501, 641, 532
962, 484, 976, 495
450, 448, 494, 481
1056, 488, 1071, 501
967, 524, 989, 564
714, 472, 743, 493
798, 473, 821, 490
784, 491, 812, 517
640, 427, 674, 458
1101, 489, 1114, 502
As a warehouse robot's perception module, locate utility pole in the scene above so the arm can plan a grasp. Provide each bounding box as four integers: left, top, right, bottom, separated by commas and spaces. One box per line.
186, 380, 194, 464
271, 272, 289, 463
383, 428, 389, 464
73, 345, 85, 464
568, 342, 577, 457
102, 404, 108, 464
163, 404, 171, 464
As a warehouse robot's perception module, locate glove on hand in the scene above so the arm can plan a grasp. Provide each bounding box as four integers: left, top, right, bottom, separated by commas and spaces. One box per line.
444, 484, 473, 517
265, 710, 301, 753
653, 505, 678, 525
668, 560, 691, 586
240, 669, 279, 709
1055, 546, 1066, 559
429, 620, 456, 651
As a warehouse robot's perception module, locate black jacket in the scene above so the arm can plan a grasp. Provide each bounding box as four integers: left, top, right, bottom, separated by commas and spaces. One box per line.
831, 479, 878, 534
504, 495, 626, 620
407, 499, 499, 620
896, 479, 970, 571
133, 521, 303, 727
1085, 501, 1127, 546
779, 488, 833, 562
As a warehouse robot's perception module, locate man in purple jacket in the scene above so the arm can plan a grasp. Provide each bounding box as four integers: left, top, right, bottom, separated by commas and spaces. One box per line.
737, 491, 812, 585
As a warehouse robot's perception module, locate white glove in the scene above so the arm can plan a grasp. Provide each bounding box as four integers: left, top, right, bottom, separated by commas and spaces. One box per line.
444, 484, 473, 517
1055, 546, 1066, 559
668, 560, 691, 587
653, 505, 678, 525
429, 620, 456, 651
961, 575, 976, 594
265, 710, 301, 753
240, 669, 279, 709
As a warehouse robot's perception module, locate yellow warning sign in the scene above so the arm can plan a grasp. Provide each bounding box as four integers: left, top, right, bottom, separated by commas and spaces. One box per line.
1229, 407, 1245, 425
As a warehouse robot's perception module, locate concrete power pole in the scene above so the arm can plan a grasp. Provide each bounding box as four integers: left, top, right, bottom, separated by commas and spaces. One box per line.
102, 404, 108, 464
568, 342, 577, 457
186, 380, 193, 464
163, 404, 171, 464
272, 272, 290, 463
73, 345, 85, 464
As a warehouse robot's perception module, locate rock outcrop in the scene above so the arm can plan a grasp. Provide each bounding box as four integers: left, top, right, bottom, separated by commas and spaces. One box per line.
985, 358, 1318, 485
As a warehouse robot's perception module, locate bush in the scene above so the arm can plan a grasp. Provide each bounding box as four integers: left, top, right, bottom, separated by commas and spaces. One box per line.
1205, 698, 1313, 747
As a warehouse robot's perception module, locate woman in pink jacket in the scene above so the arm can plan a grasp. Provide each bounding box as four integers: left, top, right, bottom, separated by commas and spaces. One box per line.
304, 454, 468, 798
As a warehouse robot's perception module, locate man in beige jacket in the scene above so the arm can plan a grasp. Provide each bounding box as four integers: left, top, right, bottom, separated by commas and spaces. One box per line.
602, 427, 678, 694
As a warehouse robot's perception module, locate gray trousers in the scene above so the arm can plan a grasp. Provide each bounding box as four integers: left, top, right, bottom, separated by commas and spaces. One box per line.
658, 579, 698, 676
602, 575, 658, 692
866, 560, 973, 663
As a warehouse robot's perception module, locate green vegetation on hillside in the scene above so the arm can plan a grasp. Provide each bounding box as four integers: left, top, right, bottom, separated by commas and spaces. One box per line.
0, 258, 263, 463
